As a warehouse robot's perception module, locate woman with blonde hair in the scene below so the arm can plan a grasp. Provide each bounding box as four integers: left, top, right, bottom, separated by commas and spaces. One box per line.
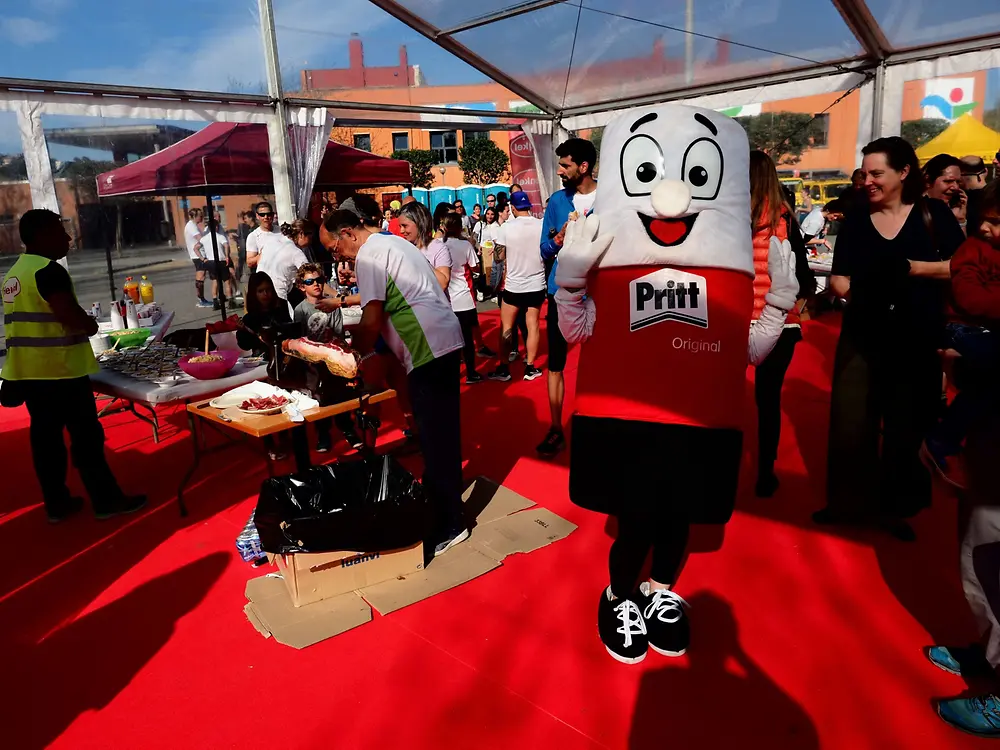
749, 150, 815, 497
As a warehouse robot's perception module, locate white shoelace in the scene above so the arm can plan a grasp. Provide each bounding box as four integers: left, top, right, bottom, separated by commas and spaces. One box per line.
615, 599, 647, 647
642, 587, 689, 624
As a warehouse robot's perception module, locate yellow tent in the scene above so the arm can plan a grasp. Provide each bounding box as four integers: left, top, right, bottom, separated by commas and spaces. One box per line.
916, 115, 1000, 165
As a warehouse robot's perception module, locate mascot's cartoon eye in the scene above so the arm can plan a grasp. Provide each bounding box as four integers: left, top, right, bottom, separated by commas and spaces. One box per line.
681, 138, 723, 201
620, 134, 664, 196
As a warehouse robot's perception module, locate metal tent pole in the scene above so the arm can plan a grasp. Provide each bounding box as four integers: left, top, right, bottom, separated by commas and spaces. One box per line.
258, 0, 295, 221
204, 192, 228, 323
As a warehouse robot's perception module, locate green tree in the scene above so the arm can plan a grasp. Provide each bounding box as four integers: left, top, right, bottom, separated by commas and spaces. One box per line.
735, 112, 826, 166
57, 156, 120, 179
984, 104, 1000, 134
391, 149, 439, 189
900, 118, 949, 149
0, 154, 28, 181
458, 138, 510, 185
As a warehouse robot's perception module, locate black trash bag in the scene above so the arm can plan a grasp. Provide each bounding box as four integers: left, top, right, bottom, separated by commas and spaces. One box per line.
254, 454, 430, 554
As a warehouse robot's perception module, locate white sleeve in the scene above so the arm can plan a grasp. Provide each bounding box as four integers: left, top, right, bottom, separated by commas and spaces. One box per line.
357, 248, 387, 306
748, 304, 788, 366
495, 225, 506, 246
466, 242, 478, 267
246, 231, 260, 257
554, 287, 596, 344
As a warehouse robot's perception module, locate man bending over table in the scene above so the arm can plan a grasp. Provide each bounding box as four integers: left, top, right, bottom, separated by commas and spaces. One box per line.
319, 209, 469, 557
1, 210, 145, 522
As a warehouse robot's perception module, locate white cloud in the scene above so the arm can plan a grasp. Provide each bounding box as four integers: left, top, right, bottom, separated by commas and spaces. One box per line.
69, 0, 392, 94
0, 17, 58, 46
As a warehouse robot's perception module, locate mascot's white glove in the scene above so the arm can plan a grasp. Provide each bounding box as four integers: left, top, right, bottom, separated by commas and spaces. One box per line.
554, 213, 613, 290
765, 236, 798, 311
749, 237, 799, 366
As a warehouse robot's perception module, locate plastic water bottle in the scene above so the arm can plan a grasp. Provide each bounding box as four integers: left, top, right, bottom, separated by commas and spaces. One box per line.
139, 275, 155, 304
125, 298, 139, 329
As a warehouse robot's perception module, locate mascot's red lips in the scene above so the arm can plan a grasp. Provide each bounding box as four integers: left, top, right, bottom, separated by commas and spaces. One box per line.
638, 212, 697, 247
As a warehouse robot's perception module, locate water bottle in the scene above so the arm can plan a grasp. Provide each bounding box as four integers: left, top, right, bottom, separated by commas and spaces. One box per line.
110, 304, 125, 331
125, 298, 139, 329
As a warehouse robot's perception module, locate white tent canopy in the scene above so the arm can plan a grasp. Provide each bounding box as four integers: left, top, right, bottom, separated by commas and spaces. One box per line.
2, 0, 999, 223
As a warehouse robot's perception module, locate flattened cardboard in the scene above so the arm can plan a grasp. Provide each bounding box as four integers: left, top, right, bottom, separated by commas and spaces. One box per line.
462, 478, 535, 525
275, 542, 424, 607
362, 478, 575, 616
360, 543, 501, 615
244, 478, 576, 645
244, 575, 371, 649
470, 507, 578, 562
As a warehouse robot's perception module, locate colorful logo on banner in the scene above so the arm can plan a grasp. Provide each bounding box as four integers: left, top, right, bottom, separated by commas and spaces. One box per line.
717, 103, 762, 118
921, 78, 977, 121
508, 131, 544, 219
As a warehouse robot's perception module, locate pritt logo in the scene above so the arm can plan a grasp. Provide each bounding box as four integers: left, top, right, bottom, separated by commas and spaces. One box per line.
629, 268, 707, 331
2, 275, 20, 304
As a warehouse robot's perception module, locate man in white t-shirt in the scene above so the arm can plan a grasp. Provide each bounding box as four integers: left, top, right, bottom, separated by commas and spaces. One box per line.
488, 191, 545, 382
319, 209, 470, 558
195, 215, 240, 311
256, 233, 309, 310
184, 208, 213, 308
245, 201, 282, 270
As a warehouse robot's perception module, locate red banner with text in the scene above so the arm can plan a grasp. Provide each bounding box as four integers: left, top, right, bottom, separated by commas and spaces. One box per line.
508, 128, 544, 219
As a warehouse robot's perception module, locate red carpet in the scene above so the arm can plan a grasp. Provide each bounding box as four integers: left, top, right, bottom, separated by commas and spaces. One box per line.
0, 311, 990, 748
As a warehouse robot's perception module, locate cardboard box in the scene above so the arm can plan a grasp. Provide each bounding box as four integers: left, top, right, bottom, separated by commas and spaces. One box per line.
243, 478, 577, 649
275, 542, 424, 607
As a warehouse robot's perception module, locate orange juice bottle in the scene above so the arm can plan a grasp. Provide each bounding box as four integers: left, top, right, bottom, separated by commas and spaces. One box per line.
139, 275, 154, 304
123, 277, 140, 304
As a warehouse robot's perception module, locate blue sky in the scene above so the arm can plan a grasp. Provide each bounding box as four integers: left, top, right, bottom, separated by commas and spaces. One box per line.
0, 0, 998, 159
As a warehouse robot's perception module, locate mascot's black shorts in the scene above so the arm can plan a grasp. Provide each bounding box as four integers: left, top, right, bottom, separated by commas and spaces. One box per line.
569, 415, 743, 525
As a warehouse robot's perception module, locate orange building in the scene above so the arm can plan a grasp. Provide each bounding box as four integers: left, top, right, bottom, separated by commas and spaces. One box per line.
317, 81, 522, 188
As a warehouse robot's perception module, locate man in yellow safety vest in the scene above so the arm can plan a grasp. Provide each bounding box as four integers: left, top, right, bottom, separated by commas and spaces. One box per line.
1, 209, 145, 522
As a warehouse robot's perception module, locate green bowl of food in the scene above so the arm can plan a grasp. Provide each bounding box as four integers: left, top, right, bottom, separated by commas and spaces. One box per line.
107, 328, 152, 349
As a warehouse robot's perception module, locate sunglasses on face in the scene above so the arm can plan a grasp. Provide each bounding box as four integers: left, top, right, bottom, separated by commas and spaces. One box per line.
301, 277, 325, 286
257, 212, 274, 218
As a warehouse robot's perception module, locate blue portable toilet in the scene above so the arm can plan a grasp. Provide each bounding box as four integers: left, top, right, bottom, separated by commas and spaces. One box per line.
484, 183, 509, 203
429, 186, 456, 214
408, 187, 430, 208
457, 184, 485, 210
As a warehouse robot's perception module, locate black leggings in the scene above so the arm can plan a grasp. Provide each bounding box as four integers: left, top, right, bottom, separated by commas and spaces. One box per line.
609, 505, 690, 599
826, 330, 940, 520
754, 327, 801, 474
455, 308, 479, 377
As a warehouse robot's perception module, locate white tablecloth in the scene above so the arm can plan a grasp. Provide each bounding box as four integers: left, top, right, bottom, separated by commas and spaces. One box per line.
90, 362, 268, 406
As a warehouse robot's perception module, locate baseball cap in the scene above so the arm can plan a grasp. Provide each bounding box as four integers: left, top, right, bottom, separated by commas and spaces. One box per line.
510, 191, 532, 211
389, 199, 401, 210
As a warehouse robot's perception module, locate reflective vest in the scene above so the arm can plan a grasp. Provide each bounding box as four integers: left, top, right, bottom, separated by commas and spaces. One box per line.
1, 254, 97, 381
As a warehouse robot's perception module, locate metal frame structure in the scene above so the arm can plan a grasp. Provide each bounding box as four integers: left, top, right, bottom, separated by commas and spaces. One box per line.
3, 0, 1000, 268
367, 0, 1000, 118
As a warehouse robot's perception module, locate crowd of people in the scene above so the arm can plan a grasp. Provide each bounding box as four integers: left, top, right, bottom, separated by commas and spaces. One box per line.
6, 115, 1000, 738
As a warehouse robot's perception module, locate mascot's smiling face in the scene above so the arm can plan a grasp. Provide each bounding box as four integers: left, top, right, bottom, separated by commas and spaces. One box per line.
593, 103, 753, 276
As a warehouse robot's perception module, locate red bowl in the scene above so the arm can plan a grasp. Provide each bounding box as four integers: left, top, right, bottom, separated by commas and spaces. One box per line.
178, 350, 240, 380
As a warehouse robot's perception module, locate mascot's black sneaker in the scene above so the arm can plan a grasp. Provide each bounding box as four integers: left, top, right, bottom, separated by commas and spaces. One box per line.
638, 582, 690, 657
598, 586, 648, 664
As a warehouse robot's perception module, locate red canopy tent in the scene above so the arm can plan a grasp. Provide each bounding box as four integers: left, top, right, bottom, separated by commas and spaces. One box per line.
94, 122, 411, 319
96, 122, 411, 197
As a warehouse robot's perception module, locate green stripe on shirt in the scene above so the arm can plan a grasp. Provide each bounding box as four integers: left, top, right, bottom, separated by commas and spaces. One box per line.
386, 273, 435, 369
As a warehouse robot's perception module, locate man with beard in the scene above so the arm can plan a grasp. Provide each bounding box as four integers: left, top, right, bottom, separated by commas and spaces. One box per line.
536, 137, 598, 457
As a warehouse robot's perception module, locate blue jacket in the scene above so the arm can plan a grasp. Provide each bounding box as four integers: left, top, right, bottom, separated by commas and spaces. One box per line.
540, 187, 578, 295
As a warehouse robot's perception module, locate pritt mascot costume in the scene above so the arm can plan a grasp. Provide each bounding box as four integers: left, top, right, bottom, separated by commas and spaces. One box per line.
554, 104, 797, 664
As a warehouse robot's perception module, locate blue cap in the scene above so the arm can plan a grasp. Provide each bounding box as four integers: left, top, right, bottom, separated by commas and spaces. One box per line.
510, 191, 532, 211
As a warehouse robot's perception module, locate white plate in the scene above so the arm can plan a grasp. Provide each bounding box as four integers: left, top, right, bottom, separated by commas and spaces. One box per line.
235, 403, 287, 416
